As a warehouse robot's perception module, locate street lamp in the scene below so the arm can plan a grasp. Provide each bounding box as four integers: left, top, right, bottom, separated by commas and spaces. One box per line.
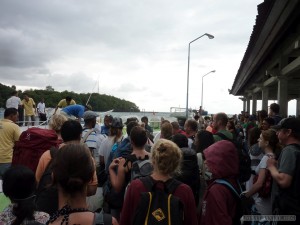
201, 70, 216, 112
186, 33, 214, 119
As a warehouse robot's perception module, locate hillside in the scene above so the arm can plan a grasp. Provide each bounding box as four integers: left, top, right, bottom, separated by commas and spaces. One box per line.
0, 83, 140, 112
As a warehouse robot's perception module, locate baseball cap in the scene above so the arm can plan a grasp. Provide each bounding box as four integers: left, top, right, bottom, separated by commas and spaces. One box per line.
272, 117, 300, 133
83, 111, 99, 120
111, 117, 124, 128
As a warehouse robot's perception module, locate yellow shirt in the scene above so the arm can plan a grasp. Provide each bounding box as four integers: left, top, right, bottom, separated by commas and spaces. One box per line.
57, 99, 76, 108
0, 119, 21, 163
22, 98, 36, 116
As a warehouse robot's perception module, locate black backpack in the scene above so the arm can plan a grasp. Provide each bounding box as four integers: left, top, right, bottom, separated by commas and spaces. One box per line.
213, 179, 253, 225
132, 176, 184, 225
215, 132, 252, 183
174, 147, 200, 206
35, 147, 59, 215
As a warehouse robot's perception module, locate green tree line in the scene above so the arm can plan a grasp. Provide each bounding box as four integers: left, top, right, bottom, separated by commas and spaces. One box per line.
0, 83, 140, 112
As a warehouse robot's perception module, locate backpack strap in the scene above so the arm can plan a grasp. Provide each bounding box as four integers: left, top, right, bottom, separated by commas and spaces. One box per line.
49, 146, 58, 159
215, 132, 231, 141
214, 179, 242, 198
140, 176, 154, 191
81, 128, 95, 144
140, 176, 181, 194
165, 178, 181, 194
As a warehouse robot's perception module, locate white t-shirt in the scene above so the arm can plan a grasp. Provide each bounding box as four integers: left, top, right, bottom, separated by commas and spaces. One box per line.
99, 137, 115, 166
37, 102, 46, 114
6, 96, 21, 109
253, 153, 274, 215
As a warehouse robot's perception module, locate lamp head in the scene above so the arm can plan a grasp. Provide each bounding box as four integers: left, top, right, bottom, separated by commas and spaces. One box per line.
205, 33, 214, 39
211, 70, 216, 73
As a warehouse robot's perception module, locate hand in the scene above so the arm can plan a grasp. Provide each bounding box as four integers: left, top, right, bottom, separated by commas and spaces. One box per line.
267, 157, 277, 169
109, 158, 121, 170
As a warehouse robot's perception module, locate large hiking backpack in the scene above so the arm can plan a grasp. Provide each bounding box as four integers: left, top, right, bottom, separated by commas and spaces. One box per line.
174, 147, 200, 206
12, 127, 58, 172
212, 179, 253, 225
35, 147, 59, 215
133, 176, 184, 225
215, 132, 252, 183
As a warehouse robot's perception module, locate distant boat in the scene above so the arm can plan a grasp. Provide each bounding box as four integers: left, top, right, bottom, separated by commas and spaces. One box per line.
169, 107, 208, 119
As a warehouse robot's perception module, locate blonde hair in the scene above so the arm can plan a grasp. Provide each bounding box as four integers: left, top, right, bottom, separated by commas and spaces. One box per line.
49, 114, 68, 133
151, 139, 182, 175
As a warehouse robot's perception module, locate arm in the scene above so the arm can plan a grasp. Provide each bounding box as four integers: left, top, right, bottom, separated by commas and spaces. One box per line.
245, 168, 266, 197
267, 158, 293, 188
87, 158, 98, 196
32, 99, 37, 114
109, 157, 127, 193
36, 151, 51, 183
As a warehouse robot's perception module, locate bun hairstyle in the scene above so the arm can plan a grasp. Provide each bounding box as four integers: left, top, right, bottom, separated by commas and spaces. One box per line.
52, 143, 94, 196
151, 139, 182, 175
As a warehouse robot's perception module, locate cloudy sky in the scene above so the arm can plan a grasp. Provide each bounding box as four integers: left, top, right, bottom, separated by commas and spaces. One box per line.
0, 0, 266, 114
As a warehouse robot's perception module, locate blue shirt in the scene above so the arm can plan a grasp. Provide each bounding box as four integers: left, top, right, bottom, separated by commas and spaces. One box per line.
62, 105, 85, 118
100, 125, 110, 136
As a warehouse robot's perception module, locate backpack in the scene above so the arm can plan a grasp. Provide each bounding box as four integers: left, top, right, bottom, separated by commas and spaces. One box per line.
215, 132, 252, 184
132, 176, 184, 225
174, 147, 200, 206
126, 154, 153, 182
213, 179, 253, 225
12, 127, 58, 172
35, 147, 59, 215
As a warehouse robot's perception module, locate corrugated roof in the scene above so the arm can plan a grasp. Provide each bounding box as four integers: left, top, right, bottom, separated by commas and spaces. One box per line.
231, 0, 275, 94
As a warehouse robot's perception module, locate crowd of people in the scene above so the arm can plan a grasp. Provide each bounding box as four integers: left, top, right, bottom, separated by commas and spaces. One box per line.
0, 101, 300, 225
5, 91, 78, 126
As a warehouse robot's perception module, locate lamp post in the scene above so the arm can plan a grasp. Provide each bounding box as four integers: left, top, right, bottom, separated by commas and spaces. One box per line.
201, 70, 216, 112
186, 33, 214, 119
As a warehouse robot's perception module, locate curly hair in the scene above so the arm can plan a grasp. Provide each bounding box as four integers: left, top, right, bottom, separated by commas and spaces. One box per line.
151, 139, 182, 175
49, 114, 68, 133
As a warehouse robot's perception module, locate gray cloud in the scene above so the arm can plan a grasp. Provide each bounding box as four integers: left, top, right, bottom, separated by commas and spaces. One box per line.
0, 0, 263, 113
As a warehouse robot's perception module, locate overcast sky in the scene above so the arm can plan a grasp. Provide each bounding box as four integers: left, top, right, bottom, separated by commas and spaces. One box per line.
0, 0, 268, 114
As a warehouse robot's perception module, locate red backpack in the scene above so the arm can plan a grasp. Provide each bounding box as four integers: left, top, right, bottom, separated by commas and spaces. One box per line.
12, 127, 58, 172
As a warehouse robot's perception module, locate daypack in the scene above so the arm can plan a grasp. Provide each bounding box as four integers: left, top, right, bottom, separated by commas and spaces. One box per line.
12, 127, 58, 172
215, 132, 252, 183
213, 179, 253, 225
35, 147, 59, 215
125, 154, 153, 182
132, 176, 184, 225
174, 147, 200, 206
